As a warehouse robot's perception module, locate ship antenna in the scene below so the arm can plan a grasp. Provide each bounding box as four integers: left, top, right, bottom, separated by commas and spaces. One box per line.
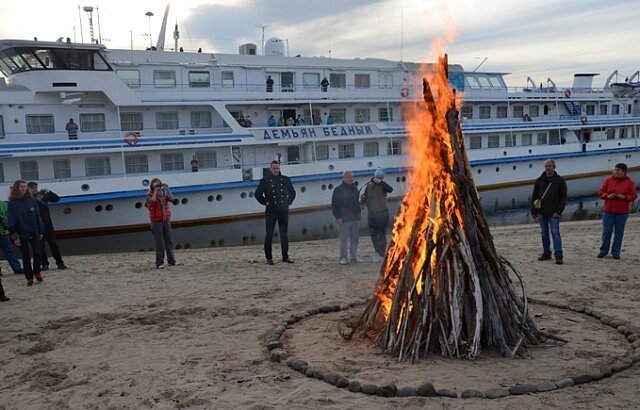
156, 3, 170, 50
78, 5, 84, 43
82, 6, 95, 44
400, 0, 404, 61
97, 6, 102, 44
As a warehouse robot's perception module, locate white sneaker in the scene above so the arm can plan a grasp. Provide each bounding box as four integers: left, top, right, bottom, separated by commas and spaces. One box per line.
352, 257, 363, 263
157, 263, 166, 269
168, 261, 182, 266
339, 259, 348, 265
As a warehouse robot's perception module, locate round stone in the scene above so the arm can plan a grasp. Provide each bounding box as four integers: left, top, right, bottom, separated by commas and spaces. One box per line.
617, 325, 630, 335
509, 384, 537, 395
611, 360, 632, 372
627, 353, 640, 363
599, 365, 613, 378
484, 388, 510, 399
588, 371, 604, 381
631, 340, 640, 348
306, 308, 320, 315
347, 381, 361, 393
322, 372, 340, 386
573, 306, 586, 313
555, 378, 575, 389
361, 384, 378, 395
313, 369, 324, 379
376, 384, 397, 397
609, 319, 624, 328
267, 341, 282, 351
331, 304, 342, 312
536, 381, 557, 392
305, 367, 315, 377
461, 389, 485, 399
288, 359, 308, 372
436, 389, 457, 398
627, 334, 638, 342
396, 386, 418, 397
572, 374, 592, 385
318, 306, 332, 314
600, 317, 613, 325
417, 382, 437, 397
269, 349, 287, 363
336, 377, 349, 388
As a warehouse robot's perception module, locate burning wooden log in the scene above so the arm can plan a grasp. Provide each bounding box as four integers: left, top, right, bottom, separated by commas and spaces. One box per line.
344, 55, 551, 362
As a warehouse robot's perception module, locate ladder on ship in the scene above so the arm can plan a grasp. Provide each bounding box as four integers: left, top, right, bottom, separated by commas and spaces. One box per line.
562, 100, 580, 118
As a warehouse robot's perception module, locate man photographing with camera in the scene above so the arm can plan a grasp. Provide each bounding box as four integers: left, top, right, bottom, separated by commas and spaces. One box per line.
145, 178, 179, 269
27, 182, 67, 270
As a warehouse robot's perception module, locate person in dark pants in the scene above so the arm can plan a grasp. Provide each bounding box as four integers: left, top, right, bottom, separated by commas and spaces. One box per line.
332, 171, 362, 265
266, 75, 274, 92
0, 200, 23, 274
7, 180, 44, 286
27, 182, 67, 270
360, 168, 393, 262
255, 161, 296, 265
321, 76, 329, 92
146, 178, 179, 269
0, 275, 9, 301
65, 118, 78, 140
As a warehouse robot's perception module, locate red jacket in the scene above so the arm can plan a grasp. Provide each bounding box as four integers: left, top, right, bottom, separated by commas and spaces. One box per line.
599, 175, 637, 214
145, 190, 171, 222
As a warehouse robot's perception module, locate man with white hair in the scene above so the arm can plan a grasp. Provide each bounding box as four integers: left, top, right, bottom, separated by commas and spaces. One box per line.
331, 171, 362, 265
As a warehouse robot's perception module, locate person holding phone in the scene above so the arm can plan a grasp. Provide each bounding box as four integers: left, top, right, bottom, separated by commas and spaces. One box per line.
145, 178, 178, 269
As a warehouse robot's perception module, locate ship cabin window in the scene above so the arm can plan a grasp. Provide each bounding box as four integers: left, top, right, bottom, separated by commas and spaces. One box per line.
338, 143, 355, 159
280, 72, 294, 92
600, 105, 608, 115
303, 109, 321, 125
85, 157, 111, 176
117, 69, 140, 88
496, 106, 507, 118
20, 161, 39, 180
195, 151, 217, 168
80, 113, 105, 132
161, 153, 184, 171
469, 136, 482, 149
53, 159, 71, 179
465, 76, 480, 89
329, 108, 346, 124
521, 133, 532, 146
387, 141, 402, 155
355, 108, 370, 123
313, 144, 329, 161
488, 135, 500, 148
354, 74, 370, 89
364, 141, 379, 157
329, 73, 346, 88
611, 105, 620, 115
156, 112, 179, 130
189, 71, 210, 88
461, 105, 473, 120
222, 71, 235, 88
303, 73, 320, 89
0, 47, 111, 76
0, 163, 4, 182
125, 155, 149, 174
606, 129, 615, 140
479, 106, 491, 119
154, 70, 176, 88
504, 135, 516, 147
529, 105, 539, 117
585, 105, 595, 116
512, 105, 524, 119
536, 132, 547, 145
477, 76, 492, 88
379, 73, 393, 89
120, 112, 143, 131
191, 111, 212, 128
0, 115, 4, 138
25, 114, 54, 134
378, 108, 393, 122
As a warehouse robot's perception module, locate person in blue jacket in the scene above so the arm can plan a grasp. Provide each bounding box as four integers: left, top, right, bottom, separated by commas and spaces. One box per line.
7, 180, 44, 286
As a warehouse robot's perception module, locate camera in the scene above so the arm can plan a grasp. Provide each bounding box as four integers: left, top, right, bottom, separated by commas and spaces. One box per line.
153, 184, 162, 190
36, 189, 47, 196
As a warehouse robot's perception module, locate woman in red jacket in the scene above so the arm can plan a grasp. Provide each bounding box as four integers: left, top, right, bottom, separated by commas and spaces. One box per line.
597, 163, 637, 259
145, 178, 178, 269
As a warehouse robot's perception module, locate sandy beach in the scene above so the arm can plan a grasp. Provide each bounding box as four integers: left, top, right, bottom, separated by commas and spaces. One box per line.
0, 217, 639, 409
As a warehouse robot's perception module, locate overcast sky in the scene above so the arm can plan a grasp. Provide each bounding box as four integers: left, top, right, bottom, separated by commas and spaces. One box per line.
0, 0, 638, 87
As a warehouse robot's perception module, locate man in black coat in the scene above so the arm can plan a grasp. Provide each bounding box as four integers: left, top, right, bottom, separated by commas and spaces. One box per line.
255, 161, 296, 264
332, 171, 362, 265
28, 182, 67, 270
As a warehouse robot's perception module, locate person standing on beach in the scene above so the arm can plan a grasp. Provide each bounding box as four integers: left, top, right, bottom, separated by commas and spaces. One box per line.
27, 182, 67, 271
65, 118, 78, 140
360, 168, 393, 262
7, 180, 44, 286
332, 171, 362, 265
0, 275, 9, 301
0, 200, 23, 275
255, 161, 296, 265
597, 163, 637, 259
146, 178, 179, 269
531, 159, 567, 265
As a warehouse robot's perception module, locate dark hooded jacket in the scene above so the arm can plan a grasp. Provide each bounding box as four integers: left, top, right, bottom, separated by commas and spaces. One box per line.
531, 171, 567, 217
255, 173, 296, 215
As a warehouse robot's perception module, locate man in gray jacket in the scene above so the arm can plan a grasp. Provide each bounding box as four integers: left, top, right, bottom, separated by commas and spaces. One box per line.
331, 171, 361, 265
360, 168, 393, 262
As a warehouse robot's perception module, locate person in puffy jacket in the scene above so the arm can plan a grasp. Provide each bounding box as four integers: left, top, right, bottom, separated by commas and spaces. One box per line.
332, 171, 361, 265
360, 168, 393, 262
597, 163, 637, 259
145, 178, 178, 269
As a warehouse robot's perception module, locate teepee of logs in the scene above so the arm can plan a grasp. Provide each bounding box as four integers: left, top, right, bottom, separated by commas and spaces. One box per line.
348, 55, 549, 362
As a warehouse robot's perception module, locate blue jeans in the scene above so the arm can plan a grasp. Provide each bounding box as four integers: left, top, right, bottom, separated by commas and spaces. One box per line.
599, 212, 629, 257
0, 234, 22, 273
538, 215, 563, 257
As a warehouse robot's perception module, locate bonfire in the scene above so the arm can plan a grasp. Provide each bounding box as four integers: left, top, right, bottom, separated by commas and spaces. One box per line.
344, 55, 550, 362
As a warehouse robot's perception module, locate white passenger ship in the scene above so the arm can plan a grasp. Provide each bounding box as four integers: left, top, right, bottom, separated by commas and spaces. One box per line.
0, 26, 638, 238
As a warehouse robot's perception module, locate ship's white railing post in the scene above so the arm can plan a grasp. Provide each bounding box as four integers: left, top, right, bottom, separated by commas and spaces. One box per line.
116, 105, 126, 176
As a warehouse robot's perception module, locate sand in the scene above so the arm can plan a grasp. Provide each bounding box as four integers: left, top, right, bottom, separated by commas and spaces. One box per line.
0, 217, 639, 409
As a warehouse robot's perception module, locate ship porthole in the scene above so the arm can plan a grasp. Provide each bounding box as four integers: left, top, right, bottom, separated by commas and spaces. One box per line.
142, 179, 149, 186
496, 167, 500, 172
477, 169, 482, 174
172, 199, 179, 206
216, 194, 223, 201
302, 228, 308, 234
63, 207, 72, 214
81, 184, 90, 191
401, 176, 406, 182
218, 239, 224, 246
105, 204, 113, 211
95, 205, 103, 212
512, 165, 517, 170
209, 240, 217, 247
208, 195, 214, 202
241, 192, 247, 199
503, 151, 507, 156
367, 162, 373, 167
529, 164, 533, 168
328, 184, 334, 190
135, 202, 143, 209
242, 236, 249, 244
249, 191, 254, 198
301, 186, 306, 193
321, 184, 327, 191
328, 165, 335, 170
181, 198, 188, 205
528, 149, 532, 154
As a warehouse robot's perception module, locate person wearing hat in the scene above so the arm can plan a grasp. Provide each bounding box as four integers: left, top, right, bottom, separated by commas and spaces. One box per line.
597, 163, 637, 259
360, 168, 393, 262
28, 182, 67, 270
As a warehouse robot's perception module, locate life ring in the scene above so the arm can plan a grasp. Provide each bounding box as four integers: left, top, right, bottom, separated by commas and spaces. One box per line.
124, 131, 139, 145
400, 87, 409, 98
580, 115, 588, 125
564, 89, 571, 98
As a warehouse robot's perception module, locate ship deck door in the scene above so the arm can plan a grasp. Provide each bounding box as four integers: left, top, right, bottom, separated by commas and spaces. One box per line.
286, 145, 300, 165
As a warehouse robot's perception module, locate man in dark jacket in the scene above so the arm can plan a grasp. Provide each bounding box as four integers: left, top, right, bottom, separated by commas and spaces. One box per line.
28, 183, 67, 270
530, 159, 567, 264
255, 161, 296, 264
332, 171, 362, 265
360, 168, 393, 262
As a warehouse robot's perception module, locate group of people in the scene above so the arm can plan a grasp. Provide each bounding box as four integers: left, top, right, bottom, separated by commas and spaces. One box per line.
531, 160, 637, 264
0, 180, 67, 302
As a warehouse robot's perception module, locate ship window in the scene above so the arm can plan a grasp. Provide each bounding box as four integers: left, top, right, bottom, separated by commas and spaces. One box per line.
504, 134, 516, 147
536, 132, 548, 145
497, 106, 507, 118
606, 129, 615, 140
488, 76, 503, 89
280, 72, 294, 92
378, 108, 393, 122
612, 105, 620, 115
364, 141, 379, 157
488, 135, 500, 148
221, 71, 234, 88
313, 144, 329, 160
521, 133, 532, 146
338, 143, 355, 159
85, 157, 111, 176
600, 105, 608, 115
465, 76, 480, 89
355, 108, 370, 123
0, 163, 4, 182
512, 105, 524, 119
20, 161, 39, 180
154, 70, 176, 88
479, 106, 491, 119
303, 109, 321, 125
461, 105, 473, 120
120, 112, 143, 131
0, 115, 4, 138
387, 141, 402, 155
354, 74, 370, 89
620, 128, 627, 139
26, 115, 54, 134
329, 108, 346, 124
529, 105, 539, 117
191, 111, 212, 128
303, 73, 320, 89
156, 112, 179, 130
0, 50, 20, 74
19, 50, 44, 69
80, 113, 106, 132
189, 71, 210, 87
53, 159, 71, 178
379, 73, 393, 89
195, 151, 217, 168
477, 76, 491, 88
125, 155, 149, 173
117, 70, 140, 88
329, 73, 346, 89
469, 136, 482, 149
586, 105, 595, 116
161, 153, 184, 171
